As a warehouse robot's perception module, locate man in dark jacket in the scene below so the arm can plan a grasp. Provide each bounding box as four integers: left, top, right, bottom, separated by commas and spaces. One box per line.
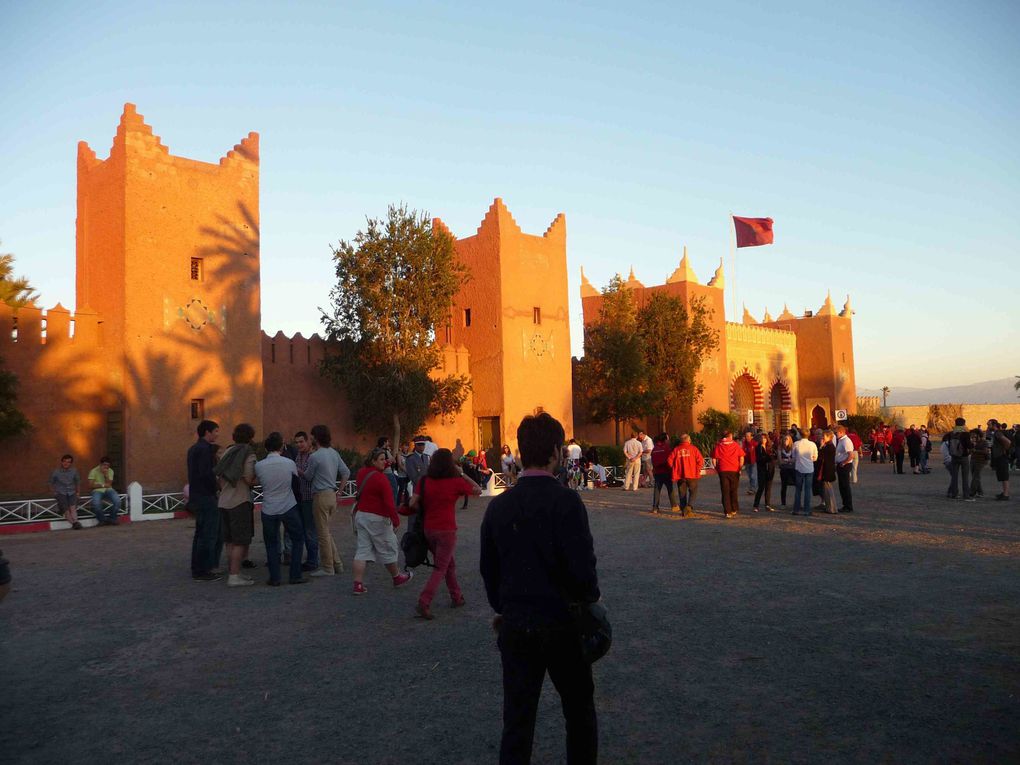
480, 412, 600, 765
188, 419, 223, 581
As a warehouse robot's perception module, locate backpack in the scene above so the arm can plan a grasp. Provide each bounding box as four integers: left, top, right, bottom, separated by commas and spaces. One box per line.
948, 433, 966, 459
400, 477, 433, 569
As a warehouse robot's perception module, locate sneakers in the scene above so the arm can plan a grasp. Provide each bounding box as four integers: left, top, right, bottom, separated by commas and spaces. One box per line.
765, 506, 776, 512
964, 497, 977, 503
352, 581, 367, 596
451, 595, 466, 608
227, 574, 254, 587
309, 568, 335, 577
192, 572, 222, 582
670, 505, 681, 514
393, 570, 414, 588
682, 508, 697, 518
415, 602, 434, 620
725, 512, 736, 518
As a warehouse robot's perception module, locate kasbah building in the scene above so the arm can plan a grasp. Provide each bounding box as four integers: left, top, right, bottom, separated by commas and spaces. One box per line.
0, 105, 857, 498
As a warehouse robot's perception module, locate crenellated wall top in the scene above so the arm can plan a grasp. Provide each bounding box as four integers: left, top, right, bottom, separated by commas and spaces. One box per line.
0, 302, 105, 348
724, 321, 797, 347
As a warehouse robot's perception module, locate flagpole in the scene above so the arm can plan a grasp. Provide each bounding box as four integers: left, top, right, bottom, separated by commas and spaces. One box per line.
728, 211, 737, 322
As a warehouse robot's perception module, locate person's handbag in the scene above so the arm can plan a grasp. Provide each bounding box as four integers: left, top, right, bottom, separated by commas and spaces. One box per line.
568, 599, 612, 664
400, 477, 432, 568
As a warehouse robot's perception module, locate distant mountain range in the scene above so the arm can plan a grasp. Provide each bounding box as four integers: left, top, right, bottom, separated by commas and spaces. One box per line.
857, 378, 1019, 406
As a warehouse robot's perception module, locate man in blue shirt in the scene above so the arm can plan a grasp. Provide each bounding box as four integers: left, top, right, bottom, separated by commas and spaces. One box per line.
302, 424, 350, 577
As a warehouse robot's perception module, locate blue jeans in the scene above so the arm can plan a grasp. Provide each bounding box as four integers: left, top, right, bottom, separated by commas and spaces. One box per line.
386, 472, 400, 504
190, 494, 223, 576
283, 498, 319, 567
91, 488, 121, 524
745, 462, 758, 491
262, 506, 305, 583
794, 472, 813, 514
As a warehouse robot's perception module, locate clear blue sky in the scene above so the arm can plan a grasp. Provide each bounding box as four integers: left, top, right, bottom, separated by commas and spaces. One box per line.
2, 0, 1017, 390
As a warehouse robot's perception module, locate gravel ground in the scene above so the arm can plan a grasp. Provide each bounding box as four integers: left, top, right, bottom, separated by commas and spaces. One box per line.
2, 462, 1018, 764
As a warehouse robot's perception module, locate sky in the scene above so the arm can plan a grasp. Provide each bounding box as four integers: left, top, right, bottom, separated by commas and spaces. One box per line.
1, 0, 1017, 390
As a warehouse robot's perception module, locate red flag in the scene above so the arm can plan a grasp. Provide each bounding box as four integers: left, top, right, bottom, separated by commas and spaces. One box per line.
733, 216, 774, 248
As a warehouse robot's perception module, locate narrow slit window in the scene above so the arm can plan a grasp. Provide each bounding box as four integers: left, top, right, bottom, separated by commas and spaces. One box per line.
190, 258, 204, 281
463, 308, 472, 327
190, 399, 205, 420
444, 323, 452, 344
533, 307, 541, 325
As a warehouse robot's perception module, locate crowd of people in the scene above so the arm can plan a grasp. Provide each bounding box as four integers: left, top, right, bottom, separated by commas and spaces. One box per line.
864, 418, 1016, 502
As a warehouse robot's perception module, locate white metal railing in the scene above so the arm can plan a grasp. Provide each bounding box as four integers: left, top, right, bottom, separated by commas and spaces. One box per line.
0, 479, 364, 528
0, 493, 127, 526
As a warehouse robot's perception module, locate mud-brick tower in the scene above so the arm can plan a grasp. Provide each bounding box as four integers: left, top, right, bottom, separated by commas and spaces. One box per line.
439, 199, 573, 453
76, 104, 262, 490
763, 294, 857, 428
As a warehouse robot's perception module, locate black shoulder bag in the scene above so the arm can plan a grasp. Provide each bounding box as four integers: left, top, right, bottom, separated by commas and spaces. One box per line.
400, 477, 433, 569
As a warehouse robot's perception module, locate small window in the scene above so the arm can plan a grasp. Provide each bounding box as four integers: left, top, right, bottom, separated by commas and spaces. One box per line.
464, 308, 472, 327
190, 258, 204, 281
533, 307, 541, 325
444, 323, 452, 344
190, 399, 205, 420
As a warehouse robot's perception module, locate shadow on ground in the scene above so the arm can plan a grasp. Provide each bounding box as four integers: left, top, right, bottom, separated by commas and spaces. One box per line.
1, 463, 1018, 763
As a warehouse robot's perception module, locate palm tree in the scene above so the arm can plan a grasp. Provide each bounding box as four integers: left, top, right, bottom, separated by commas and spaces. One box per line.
881, 386, 891, 408
0, 244, 36, 307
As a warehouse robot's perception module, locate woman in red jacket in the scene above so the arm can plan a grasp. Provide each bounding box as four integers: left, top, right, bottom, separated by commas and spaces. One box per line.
352, 449, 414, 596
409, 448, 482, 620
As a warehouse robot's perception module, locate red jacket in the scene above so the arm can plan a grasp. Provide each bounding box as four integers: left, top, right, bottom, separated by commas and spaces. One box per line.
890, 431, 905, 453
668, 444, 705, 480
712, 439, 744, 473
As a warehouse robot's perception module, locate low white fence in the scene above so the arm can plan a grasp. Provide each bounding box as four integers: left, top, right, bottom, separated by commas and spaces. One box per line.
0, 480, 361, 528
1, 468, 636, 530
0, 492, 129, 527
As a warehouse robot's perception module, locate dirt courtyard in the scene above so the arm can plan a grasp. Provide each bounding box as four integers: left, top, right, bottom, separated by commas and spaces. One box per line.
2, 462, 1018, 764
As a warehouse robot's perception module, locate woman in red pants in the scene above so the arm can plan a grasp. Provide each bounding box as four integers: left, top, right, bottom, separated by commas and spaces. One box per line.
410, 448, 482, 619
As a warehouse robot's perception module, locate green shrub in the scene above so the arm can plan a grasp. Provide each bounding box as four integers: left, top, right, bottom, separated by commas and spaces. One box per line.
593, 443, 625, 467
336, 446, 365, 470
690, 431, 716, 457
697, 408, 742, 444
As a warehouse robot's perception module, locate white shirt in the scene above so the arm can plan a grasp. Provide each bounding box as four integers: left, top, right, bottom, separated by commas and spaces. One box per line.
623, 437, 643, 461
792, 439, 818, 474
835, 434, 855, 465
641, 435, 654, 458
254, 453, 299, 516
566, 443, 582, 460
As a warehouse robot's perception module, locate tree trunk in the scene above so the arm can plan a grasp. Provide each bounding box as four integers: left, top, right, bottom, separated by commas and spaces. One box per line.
614, 417, 621, 446
392, 411, 401, 455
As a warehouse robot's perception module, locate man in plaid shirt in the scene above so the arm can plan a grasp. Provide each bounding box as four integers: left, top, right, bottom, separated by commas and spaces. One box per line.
290, 430, 320, 571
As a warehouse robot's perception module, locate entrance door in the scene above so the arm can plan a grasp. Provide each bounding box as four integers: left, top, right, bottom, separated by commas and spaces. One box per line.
811, 405, 828, 430
477, 416, 500, 469
106, 411, 125, 491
